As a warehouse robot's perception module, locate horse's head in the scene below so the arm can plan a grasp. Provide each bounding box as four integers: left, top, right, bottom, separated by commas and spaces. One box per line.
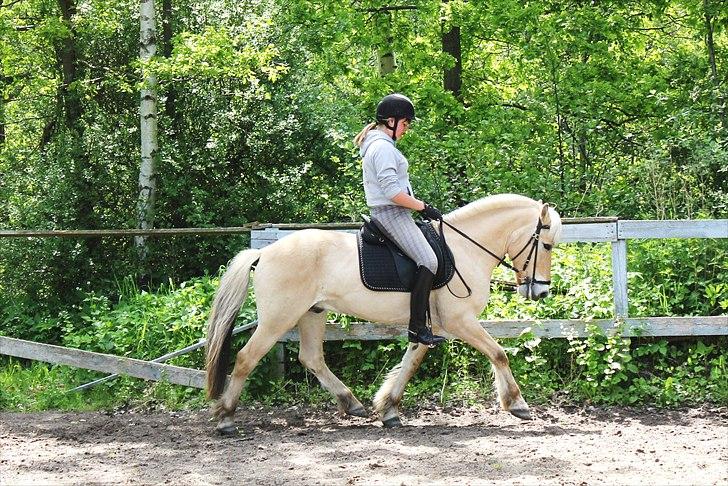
506, 203, 562, 301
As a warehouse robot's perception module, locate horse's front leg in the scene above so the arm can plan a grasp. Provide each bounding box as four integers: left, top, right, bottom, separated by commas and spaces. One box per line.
449, 317, 531, 420
373, 342, 429, 427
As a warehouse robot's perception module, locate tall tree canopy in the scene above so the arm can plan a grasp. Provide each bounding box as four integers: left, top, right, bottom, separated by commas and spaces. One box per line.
0, 0, 726, 305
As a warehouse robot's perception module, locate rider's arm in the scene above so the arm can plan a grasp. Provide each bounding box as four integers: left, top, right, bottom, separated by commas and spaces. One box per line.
390, 192, 426, 211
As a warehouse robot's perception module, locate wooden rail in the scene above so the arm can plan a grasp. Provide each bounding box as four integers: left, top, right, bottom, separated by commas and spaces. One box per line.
0, 217, 614, 238
275, 316, 727, 341
0, 336, 206, 389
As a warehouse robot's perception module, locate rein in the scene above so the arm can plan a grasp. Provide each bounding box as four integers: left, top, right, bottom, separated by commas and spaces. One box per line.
435, 217, 551, 299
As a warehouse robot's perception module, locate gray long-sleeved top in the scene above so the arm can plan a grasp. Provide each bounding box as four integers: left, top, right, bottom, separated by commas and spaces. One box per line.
360, 130, 414, 207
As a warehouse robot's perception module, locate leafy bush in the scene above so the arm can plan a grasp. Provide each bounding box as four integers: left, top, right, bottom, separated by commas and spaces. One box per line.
628, 238, 728, 317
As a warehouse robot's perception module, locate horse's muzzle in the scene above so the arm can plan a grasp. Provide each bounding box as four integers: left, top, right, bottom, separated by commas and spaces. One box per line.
518, 283, 550, 301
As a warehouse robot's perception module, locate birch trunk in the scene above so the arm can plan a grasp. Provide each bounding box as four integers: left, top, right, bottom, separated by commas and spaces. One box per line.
136, 0, 159, 259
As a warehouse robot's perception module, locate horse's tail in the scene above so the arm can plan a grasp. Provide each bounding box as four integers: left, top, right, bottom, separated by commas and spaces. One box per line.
205, 248, 261, 400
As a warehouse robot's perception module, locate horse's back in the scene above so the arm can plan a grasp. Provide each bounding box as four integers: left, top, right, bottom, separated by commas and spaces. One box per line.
257, 228, 355, 276
262, 228, 354, 253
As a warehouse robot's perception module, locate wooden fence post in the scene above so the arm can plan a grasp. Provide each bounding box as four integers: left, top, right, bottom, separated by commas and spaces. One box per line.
611, 238, 629, 318
272, 343, 286, 379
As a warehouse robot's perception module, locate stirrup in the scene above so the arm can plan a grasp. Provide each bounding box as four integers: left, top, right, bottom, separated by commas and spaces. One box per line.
408, 329, 446, 347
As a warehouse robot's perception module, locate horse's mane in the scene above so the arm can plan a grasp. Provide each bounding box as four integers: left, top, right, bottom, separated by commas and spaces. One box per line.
447, 193, 563, 242
446, 194, 538, 223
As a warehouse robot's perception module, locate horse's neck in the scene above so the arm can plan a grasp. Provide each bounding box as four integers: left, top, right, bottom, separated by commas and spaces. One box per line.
444, 207, 534, 256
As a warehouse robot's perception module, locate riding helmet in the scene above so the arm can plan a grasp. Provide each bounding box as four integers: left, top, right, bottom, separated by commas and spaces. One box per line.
375, 93, 415, 122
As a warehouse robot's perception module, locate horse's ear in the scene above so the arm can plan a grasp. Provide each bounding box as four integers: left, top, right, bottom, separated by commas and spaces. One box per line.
540, 203, 551, 225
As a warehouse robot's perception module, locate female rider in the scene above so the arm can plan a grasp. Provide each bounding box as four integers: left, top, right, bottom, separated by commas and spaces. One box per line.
353, 93, 445, 346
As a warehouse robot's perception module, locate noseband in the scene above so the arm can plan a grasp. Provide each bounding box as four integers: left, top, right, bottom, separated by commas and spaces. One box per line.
437, 217, 552, 298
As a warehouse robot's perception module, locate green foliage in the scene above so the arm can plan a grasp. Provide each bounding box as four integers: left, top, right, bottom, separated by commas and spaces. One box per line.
504, 328, 728, 407
61, 276, 220, 367
628, 239, 728, 317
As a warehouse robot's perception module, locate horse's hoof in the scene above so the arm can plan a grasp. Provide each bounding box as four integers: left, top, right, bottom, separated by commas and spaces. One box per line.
216, 424, 238, 436
347, 406, 368, 418
382, 416, 403, 428
509, 408, 532, 421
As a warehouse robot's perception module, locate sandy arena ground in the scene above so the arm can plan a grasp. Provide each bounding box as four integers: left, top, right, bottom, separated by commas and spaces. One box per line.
1, 404, 727, 485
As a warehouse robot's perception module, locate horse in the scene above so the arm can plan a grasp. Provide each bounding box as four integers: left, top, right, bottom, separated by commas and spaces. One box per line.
205, 194, 563, 434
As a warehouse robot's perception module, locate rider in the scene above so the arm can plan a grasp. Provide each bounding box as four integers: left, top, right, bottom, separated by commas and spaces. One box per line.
353, 93, 446, 347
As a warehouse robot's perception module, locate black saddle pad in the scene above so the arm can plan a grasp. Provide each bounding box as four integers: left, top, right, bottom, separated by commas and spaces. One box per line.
357, 219, 455, 292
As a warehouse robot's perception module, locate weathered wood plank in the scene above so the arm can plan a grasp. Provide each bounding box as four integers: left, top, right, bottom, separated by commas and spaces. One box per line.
69, 320, 259, 392
611, 240, 629, 317
618, 220, 728, 239
260, 217, 616, 230
251, 228, 357, 249
250, 222, 620, 249
0, 226, 257, 238
278, 316, 727, 341
561, 223, 617, 242
2, 219, 723, 241
0, 337, 206, 389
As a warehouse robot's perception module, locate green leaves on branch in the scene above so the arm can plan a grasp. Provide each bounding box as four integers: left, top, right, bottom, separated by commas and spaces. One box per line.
146, 27, 288, 90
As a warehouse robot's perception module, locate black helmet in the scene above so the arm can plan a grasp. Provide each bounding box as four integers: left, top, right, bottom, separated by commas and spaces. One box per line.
375, 93, 415, 123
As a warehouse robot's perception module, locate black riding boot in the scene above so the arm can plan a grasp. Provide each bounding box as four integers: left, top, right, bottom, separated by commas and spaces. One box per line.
408, 266, 446, 346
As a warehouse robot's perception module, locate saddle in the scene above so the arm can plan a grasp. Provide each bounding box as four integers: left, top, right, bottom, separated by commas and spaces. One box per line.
357, 216, 455, 292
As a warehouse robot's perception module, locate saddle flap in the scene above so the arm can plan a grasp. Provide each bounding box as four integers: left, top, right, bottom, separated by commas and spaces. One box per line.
359, 215, 387, 246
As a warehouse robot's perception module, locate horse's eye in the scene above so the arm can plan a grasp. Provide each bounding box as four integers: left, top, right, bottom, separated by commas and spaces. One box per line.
543, 243, 553, 251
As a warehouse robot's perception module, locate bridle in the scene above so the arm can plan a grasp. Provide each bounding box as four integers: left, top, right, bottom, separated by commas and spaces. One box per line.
436, 216, 553, 299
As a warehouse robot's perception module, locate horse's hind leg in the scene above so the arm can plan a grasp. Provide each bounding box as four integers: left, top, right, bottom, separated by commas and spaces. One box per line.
214, 321, 294, 434
297, 311, 366, 417
373, 342, 429, 427
450, 317, 531, 420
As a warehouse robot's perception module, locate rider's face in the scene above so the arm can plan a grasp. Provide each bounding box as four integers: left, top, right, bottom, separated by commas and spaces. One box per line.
389, 117, 411, 139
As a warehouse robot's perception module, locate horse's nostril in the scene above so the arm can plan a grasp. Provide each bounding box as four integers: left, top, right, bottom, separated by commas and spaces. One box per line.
538, 290, 549, 299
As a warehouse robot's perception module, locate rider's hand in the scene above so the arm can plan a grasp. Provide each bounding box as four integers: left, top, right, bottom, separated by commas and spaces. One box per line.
419, 203, 443, 220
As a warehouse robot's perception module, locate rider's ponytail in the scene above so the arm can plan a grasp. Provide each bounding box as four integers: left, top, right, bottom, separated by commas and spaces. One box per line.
353, 122, 377, 147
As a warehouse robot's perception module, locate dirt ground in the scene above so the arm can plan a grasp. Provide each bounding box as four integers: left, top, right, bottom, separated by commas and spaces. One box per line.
1, 404, 726, 485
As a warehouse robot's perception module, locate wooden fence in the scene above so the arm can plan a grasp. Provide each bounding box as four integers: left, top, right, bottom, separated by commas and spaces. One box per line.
0, 218, 726, 390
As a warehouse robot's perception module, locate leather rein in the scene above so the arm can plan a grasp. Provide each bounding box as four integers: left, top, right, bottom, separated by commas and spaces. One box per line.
434, 216, 552, 299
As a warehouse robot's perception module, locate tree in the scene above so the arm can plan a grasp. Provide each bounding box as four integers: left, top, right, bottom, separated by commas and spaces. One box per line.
136, 0, 159, 261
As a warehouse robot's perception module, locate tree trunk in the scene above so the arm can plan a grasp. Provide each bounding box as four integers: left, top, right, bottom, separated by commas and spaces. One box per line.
58, 0, 82, 128
702, 0, 727, 189
162, 0, 176, 125
57, 0, 95, 231
0, 89, 5, 146
376, 11, 396, 76
442, 25, 462, 100
137, 0, 159, 261
441, 1, 467, 206
704, 0, 719, 83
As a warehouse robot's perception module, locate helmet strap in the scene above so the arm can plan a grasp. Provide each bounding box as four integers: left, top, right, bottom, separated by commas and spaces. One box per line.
385, 118, 400, 141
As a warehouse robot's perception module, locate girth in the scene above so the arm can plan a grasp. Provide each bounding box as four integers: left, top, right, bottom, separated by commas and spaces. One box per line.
357, 216, 455, 292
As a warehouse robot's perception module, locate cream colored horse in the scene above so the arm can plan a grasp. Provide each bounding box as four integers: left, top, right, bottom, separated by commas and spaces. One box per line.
206, 194, 562, 434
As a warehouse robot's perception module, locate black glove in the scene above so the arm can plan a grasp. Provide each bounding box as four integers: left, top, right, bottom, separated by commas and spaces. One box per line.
419, 203, 443, 220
